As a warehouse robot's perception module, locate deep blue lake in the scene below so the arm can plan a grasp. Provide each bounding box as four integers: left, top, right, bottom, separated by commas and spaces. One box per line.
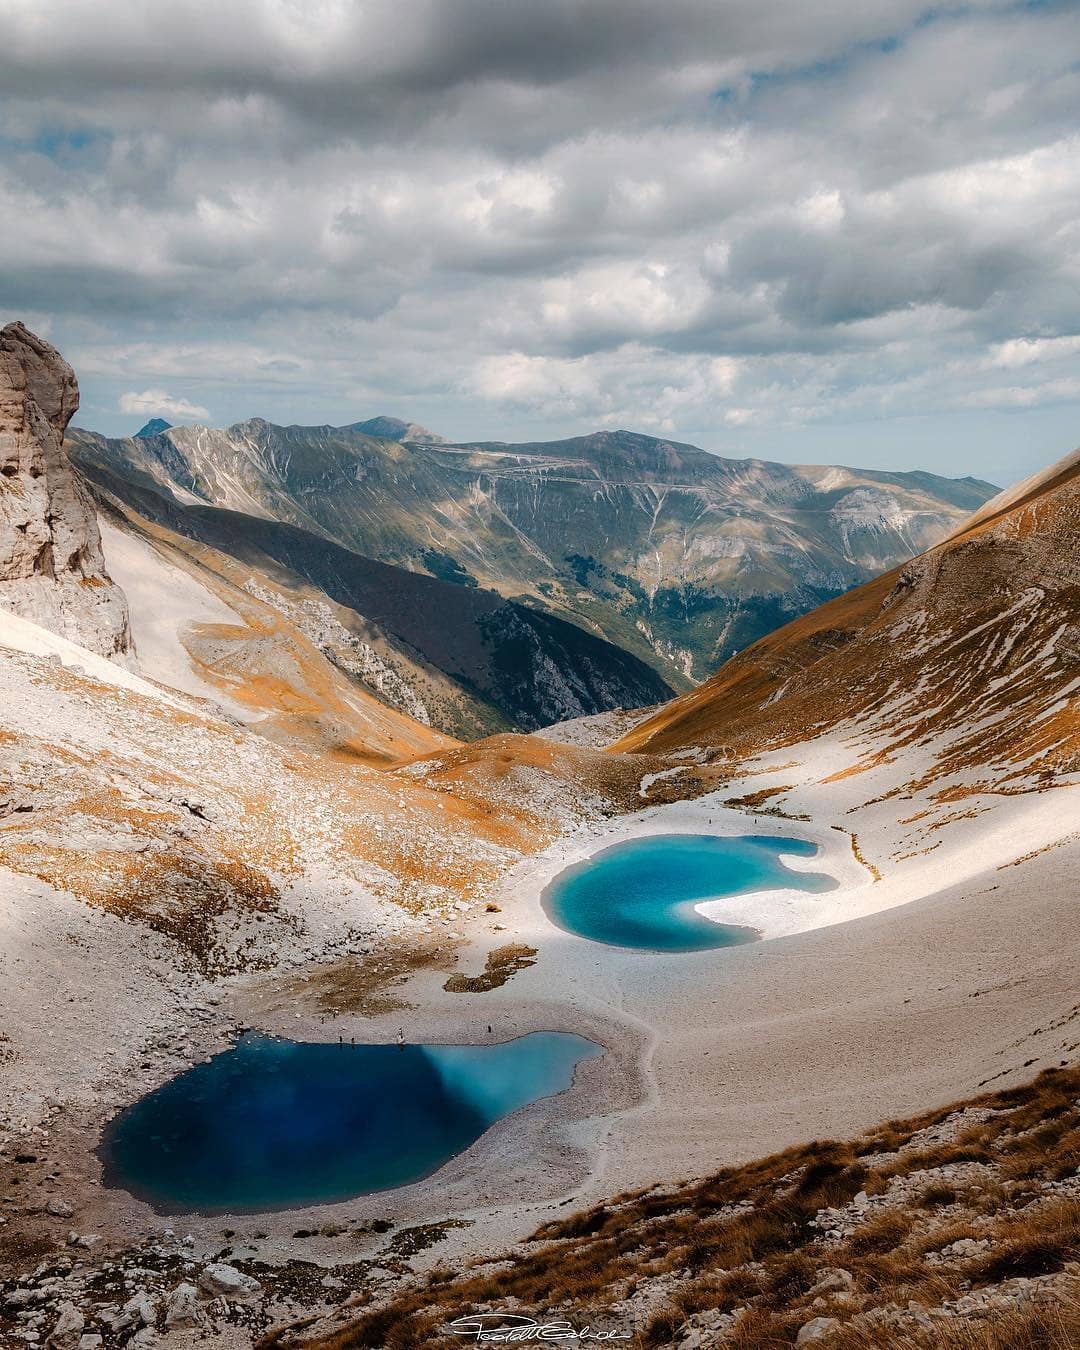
101, 1031, 601, 1212
542, 833, 836, 951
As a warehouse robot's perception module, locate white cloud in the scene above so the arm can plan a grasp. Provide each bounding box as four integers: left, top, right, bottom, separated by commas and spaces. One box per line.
962, 377, 1080, 410
0, 0, 1076, 476
990, 335, 1080, 369
465, 353, 604, 416
118, 389, 210, 420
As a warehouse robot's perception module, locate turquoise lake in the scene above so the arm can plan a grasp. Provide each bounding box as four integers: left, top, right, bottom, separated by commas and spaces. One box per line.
101, 1031, 601, 1212
542, 833, 837, 951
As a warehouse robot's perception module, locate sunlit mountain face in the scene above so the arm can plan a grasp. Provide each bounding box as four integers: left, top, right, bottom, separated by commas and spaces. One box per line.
69, 420, 995, 686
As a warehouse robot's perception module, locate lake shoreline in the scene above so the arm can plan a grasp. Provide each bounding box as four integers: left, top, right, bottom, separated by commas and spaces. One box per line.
11, 779, 1076, 1284
541, 830, 837, 951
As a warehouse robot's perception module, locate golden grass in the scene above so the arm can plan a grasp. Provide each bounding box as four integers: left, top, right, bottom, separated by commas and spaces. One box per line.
824, 1292, 1080, 1348
311, 1067, 1080, 1350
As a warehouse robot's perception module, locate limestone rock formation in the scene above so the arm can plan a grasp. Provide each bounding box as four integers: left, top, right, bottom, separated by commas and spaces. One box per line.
0, 322, 132, 661
197, 1263, 262, 1298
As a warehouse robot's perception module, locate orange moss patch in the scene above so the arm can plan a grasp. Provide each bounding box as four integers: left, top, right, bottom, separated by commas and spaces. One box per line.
830, 825, 882, 881
998, 834, 1077, 870
0, 838, 281, 971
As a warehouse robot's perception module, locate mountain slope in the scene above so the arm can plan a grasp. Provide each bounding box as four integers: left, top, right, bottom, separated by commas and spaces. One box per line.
316, 1066, 1080, 1349
0, 321, 454, 768
67, 422, 997, 682
81, 462, 675, 737
94, 506, 453, 766
616, 447, 1080, 799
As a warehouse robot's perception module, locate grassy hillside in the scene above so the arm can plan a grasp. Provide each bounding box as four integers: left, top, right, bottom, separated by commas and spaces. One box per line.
312, 1068, 1080, 1349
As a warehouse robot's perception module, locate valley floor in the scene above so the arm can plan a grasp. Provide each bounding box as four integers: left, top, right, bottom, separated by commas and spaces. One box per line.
220, 783, 1080, 1265
1, 753, 1076, 1347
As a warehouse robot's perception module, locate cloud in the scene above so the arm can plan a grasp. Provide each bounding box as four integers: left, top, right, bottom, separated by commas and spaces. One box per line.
0, 0, 1077, 477
990, 335, 1080, 369
463, 347, 744, 430
118, 389, 210, 421
0, 1, 968, 153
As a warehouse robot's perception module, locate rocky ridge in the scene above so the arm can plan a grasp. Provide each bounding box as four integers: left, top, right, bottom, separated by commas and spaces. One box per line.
66, 422, 996, 683
0, 324, 132, 663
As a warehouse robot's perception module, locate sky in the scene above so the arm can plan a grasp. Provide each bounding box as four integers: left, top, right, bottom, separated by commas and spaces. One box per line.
1, 0, 1078, 484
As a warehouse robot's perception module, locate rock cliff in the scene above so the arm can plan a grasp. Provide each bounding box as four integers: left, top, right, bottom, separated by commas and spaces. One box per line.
0, 322, 132, 661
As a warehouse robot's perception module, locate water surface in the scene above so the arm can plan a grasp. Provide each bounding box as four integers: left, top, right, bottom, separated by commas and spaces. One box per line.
101, 1031, 601, 1212
543, 832, 836, 952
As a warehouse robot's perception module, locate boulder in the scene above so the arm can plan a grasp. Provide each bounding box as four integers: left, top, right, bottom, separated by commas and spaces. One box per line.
4, 1289, 39, 1309
197, 1262, 262, 1299
807, 1268, 855, 1298
46, 1302, 85, 1350
163, 1283, 202, 1329
941, 1237, 990, 1259
797, 1317, 841, 1344
111, 1291, 157, 1332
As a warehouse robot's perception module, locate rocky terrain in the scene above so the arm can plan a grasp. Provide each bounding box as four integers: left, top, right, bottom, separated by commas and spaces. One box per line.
5, 1068, 1073, 1349
0, 324, 131, 663
67, 422, 996, 683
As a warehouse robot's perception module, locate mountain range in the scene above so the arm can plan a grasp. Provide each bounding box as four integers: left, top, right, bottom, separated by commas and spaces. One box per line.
68, 419, 996, 686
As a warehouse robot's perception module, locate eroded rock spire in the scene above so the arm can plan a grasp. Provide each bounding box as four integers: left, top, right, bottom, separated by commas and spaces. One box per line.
0, 321, 133, 661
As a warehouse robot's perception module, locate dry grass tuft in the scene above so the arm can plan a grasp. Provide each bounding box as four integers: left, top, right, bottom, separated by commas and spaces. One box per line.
307, 1066, 1080, 1349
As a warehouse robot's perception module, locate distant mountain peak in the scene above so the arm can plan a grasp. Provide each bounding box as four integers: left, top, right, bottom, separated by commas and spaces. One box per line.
134, 417, 172, 439
350, 415, 444, 444
66, 415, 998, 684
